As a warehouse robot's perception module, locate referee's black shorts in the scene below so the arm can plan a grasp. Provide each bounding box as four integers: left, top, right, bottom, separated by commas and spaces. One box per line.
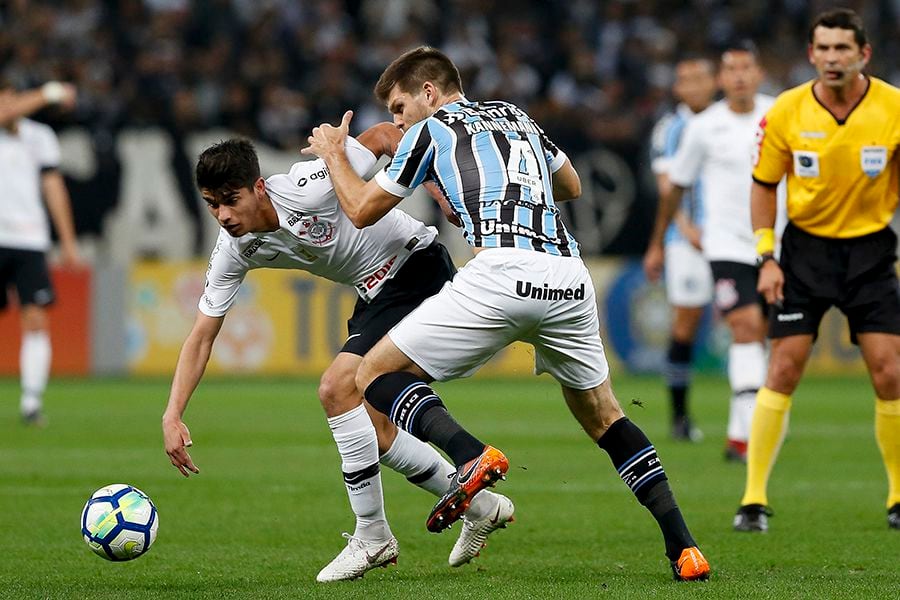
0, 247, 55, 311
342, 242, 456, 356
769, 222, 900, 343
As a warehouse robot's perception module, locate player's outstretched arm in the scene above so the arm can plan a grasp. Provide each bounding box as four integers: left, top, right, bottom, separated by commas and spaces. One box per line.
162, 311, 224, 477
303, 111, 404, 227
0, 82, 76, 125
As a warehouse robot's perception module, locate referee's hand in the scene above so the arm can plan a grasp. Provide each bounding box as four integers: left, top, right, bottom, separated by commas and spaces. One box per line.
757, 260, 784, 306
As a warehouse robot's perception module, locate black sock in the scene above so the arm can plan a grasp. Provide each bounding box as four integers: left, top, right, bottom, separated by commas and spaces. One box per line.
597, 417, 696, 560
365, 372, 484, 465
666, 340, 693, 420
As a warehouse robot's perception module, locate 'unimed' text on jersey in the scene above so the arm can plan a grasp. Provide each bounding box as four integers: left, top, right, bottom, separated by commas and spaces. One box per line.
374, 98, 579, 257
200, 137, 437, 317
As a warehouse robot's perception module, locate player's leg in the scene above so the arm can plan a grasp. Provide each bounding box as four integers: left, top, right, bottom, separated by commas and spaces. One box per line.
722, 302, 767, 462
319, 352, 392, 543
667, 306, 704, 441
710, 262, 768, 463
859, 333, 900, 528
19, 304, 51, 424
663, 242, 712, 441
561, 380, 708, 580
360, 256, 523, 532
14, 250, 55, 426
735, 333, 812, 531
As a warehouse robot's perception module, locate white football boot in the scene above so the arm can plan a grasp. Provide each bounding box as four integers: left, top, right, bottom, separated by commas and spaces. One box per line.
448, 493, 514, 567
316, 533, 399, 582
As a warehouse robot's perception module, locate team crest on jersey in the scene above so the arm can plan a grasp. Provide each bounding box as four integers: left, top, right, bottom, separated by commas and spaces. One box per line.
860, 146, 887, 178
296, 215, 335, 245
792, 150, 820, 178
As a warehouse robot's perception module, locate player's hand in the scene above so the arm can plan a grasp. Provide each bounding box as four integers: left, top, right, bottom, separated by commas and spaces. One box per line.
57, 83, 77, 110
59, 242, 84, 269
423, 181, 462, 227
757, 260, 785, 306
643, 243, 664, 283
162, 416, 200, 477
301, 110, 353, 158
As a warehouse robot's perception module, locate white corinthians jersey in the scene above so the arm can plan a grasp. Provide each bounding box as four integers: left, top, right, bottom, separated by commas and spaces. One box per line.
668, 94, 775, 264
200, 137, 438, 317
0, 119, 61, 251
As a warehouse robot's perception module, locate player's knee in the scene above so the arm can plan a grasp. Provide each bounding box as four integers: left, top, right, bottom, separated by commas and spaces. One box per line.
20, 307, 47, 331
318, 370, 357, 416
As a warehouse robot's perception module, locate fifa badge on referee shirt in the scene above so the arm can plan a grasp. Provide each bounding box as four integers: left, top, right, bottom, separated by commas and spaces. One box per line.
792, 151, 820, 178
860, 146, 887, 178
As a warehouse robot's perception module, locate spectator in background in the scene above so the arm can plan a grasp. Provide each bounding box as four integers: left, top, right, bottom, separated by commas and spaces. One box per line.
0, 79, 80, 426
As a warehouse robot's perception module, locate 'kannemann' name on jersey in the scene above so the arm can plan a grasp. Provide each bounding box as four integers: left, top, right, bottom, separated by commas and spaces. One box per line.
375, 98, 579, 257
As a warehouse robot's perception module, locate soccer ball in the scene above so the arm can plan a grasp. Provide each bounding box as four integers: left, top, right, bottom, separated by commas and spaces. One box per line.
81, 484, 158, 561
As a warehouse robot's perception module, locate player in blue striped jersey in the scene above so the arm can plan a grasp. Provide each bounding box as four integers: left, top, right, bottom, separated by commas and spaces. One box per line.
643, 57, 717, 443
305, 46, 709, 581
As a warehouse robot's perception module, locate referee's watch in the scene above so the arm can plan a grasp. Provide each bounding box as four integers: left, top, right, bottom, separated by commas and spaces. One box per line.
756, 253, 777, 268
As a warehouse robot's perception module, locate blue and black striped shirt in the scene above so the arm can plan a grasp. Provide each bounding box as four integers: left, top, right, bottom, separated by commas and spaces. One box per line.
374, 98, 579, 257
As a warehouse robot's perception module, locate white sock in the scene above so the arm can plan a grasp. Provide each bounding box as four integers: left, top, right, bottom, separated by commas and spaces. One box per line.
380, 428, 498, 520
20, 330, 51, 415
727, 342, 766, 442
327, 404, 391, 541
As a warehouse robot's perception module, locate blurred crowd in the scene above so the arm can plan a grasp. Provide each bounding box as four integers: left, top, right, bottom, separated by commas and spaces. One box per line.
3, 0, 899, 156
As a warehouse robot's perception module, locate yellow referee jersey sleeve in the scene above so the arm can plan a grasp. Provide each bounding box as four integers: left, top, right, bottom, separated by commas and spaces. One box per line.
753, 77, 900, 239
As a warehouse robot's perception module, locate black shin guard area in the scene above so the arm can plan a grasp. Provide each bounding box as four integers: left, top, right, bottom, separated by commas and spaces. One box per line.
365, 372, 443, 436
597, 418, 667, 502
364, 372, 484, 465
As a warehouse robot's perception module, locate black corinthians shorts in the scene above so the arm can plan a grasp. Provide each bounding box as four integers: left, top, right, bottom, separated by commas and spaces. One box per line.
768, 222, 900, 344
0, 247, 55, 311
342, 242, 456, 356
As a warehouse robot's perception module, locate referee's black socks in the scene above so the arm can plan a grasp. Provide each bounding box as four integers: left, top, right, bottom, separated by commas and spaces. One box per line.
365, 372, 485, 466
597, 417, 697, 560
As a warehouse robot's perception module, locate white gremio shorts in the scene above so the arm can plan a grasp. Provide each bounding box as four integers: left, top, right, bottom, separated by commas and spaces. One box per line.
664, 240, 713, 307
388, 247, 609, 389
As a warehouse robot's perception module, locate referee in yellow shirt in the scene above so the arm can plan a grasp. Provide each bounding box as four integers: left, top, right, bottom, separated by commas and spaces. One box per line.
735, 8, 900, 532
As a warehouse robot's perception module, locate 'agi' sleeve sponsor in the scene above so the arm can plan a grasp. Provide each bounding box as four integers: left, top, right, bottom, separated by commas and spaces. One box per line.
374, 120, 435, 197
752, 101, 792, 186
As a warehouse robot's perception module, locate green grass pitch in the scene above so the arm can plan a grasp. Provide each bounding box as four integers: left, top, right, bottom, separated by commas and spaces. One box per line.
1, 374, 898, 599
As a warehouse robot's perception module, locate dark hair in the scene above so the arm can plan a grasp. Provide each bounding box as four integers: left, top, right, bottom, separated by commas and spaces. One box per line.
809, 8, 867, 47
374, 46, 463, 104
674, 54, 716, 75
195, 139, 260, 192
720, 39, 759, 62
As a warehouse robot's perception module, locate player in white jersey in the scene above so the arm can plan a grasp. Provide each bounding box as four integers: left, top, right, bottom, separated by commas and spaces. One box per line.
644, 57, 717, 443
645, 41, 775, 463
0, 78, 81, 426
161, 131, 512, 582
